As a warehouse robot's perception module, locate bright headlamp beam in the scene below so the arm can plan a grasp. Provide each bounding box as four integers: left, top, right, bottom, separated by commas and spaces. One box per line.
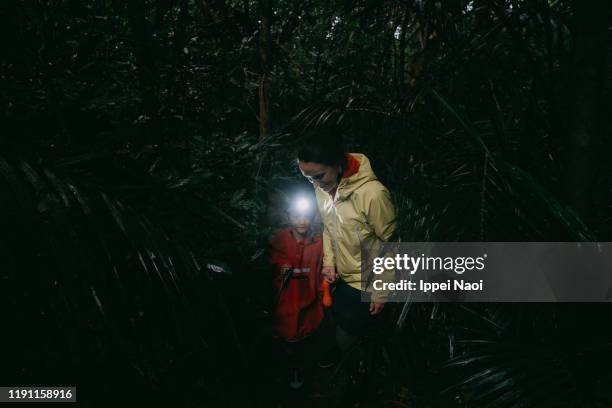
295, 197, 311, 213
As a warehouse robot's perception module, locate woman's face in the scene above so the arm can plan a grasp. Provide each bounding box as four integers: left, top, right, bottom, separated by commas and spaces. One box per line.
298, 161, 341, 193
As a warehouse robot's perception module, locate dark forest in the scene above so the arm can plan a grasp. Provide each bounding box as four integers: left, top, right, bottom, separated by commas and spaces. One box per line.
1, 0, 611, 407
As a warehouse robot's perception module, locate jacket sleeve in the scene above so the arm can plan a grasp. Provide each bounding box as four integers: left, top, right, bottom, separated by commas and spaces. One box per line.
269, 231, 291, 291
269, 232, 290, 267
315, 188, 336, 268
322, 226, 336, 267
362, 183, 397, 303
365, 184, 397, 242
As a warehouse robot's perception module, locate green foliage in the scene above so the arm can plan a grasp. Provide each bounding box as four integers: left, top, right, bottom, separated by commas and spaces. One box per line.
0, 155, 247, 405
2, 0, 612, 406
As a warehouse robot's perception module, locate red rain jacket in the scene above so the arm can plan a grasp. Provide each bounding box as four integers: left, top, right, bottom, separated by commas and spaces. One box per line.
269, 228, 324, 342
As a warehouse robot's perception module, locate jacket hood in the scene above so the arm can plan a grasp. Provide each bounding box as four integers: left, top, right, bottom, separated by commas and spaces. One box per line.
336, 153, 377, 201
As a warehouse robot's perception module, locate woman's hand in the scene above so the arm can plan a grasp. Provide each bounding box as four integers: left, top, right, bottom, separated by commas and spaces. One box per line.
369, 302, 384, 315
321, 266, 337, 283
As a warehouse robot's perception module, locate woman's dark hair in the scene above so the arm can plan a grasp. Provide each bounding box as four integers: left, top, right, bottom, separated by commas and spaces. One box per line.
297, 128, 347, 169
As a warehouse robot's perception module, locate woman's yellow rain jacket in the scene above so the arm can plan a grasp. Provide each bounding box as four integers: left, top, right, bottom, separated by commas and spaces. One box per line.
314, 153, 397, 302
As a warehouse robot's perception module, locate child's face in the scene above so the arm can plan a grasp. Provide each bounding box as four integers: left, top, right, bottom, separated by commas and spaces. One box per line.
288, 211, 312, 236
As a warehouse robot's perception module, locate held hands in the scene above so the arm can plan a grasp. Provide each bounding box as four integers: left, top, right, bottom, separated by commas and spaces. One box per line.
321, 266, 338, 283
321, 265, 384, 314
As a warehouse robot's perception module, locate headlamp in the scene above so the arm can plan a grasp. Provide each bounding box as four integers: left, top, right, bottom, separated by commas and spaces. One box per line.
295, 197, 310, 212
290, 196, 314, 215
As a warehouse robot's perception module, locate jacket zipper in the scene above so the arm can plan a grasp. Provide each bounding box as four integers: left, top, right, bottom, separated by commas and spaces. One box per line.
332, 200, 340, 274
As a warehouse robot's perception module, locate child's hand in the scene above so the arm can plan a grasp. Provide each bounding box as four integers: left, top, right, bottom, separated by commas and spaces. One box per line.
322, 266, 337, 283
275, 265, 291, 285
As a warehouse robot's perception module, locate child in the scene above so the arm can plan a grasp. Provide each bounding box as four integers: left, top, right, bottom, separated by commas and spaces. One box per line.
269, 194, 327, 389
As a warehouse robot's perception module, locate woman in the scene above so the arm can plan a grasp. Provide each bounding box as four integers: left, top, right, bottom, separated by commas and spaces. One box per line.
297, 130, 397, 353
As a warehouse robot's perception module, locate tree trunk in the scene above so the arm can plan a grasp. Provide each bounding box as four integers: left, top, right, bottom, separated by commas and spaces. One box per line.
563, 1, 609, 221
258, 0, 271, 139
126, 0, 161, 145
396, 6, 409, 100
